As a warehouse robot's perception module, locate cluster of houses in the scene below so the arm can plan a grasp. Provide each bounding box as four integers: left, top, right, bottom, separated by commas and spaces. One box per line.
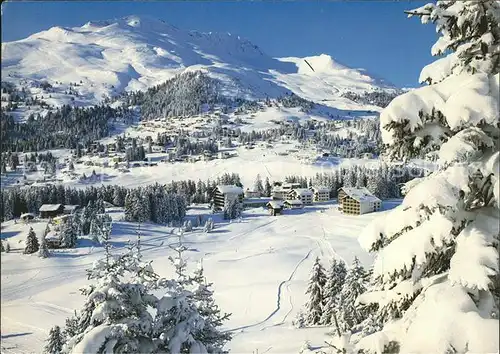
20, 203, 81, 248
213, 182, 382, 217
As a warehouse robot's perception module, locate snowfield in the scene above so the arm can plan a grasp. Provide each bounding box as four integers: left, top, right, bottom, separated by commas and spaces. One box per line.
0, 202, 399, 353
2, 15, 395, 110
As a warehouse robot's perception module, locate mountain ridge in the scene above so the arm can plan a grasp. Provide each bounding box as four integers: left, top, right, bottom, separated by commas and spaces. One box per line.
2, 15, 396, 111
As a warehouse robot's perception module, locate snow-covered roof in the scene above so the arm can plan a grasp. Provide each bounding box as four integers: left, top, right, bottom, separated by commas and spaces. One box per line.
39, 204, 62, 212
63, 205, 79, 212
292, 188, 313, 196
272, 187, 287, 193
284, 199, 303, 205
340, 187, 381, 203
312, 186, 330, 193
267, 201, 284, 209
216, 185, 243, 195
45, 231, 61, 241
244, 197, 272, 204
20, 213, 35, 219
53, 215, 70, 221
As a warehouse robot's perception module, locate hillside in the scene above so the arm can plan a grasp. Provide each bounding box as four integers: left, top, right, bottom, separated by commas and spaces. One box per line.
2, 15, 396, 112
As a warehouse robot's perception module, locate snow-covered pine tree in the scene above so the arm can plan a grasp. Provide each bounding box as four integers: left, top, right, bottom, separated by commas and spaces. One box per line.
337, 257, 368, 333
184, 219, 193, 232
38, 233, 50, 258
264, 177, 272, 197
321, 259, 347, 326
204, 217, 214, 233
356, 2, 500, 352
168, 230, 189, 285
62, 239, 159, 353
44, 325, 63, 354
190, 264, 232, 353
254, 174, 264, 196
24, 227, 39, 254
62, 311, 79, 340
153, 281, 207, 353
61, 219, 77, 248
305, 257, 327, 325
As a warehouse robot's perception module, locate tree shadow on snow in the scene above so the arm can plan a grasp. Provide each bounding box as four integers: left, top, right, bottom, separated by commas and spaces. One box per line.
0, 230, 21, 240
1, 332, 32, 339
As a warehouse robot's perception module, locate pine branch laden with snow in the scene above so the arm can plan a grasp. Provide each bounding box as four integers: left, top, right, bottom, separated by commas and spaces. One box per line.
188, 266, 232, 353
407, 0, 500, 83
356, 2, 500, 353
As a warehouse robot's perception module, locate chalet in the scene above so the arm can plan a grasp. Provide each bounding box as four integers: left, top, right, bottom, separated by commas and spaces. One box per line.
213, 185, 244, 210
63, 205, 80, 215
288, 188, 313, 205
20, 213, 35, 223
281, 182, 301, 190
244, 189, 261, 198
243, 197, 272, 209
45, 229, 62, 248
337, 187, 382, 215
39, 204, 64, 219
311, 186, 331, 202
271, 187, 289, 200
284, 199, 304, 209
266, 201, 284, 216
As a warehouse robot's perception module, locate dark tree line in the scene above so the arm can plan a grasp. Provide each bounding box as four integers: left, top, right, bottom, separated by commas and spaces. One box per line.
1, 104, 131, 153
1, 172, 243, 222
341, 89, 402, 108
284, 164, 425, 199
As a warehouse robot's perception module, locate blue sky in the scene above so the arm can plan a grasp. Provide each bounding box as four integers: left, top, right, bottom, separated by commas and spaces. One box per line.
1, 1, 437, 87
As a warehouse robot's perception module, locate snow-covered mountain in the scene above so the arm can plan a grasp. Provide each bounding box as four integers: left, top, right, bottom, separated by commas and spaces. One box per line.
2, 15, 396, 109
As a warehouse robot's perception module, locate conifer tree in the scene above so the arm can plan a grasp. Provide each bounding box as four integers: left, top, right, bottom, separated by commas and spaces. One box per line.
321, 259, 347, 325
357, 2, 500, 352
204, 217, 214, 233
38, 233, 50, 258
337, 257, 368, 332
61, 219, 77, 248
62, 236, 159, 353
264, 177, 272, 197
44, 325, 63, 354
190, 264, 232, 353
24, 227, 39, 254
305, 257, 327, 325
253, 174, 264, 195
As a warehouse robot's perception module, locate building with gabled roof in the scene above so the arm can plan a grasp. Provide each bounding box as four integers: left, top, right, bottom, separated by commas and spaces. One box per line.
311, 186, 331, 202
288, 188, 313, 205
337, 187, 381, 215
39, 204, 64, 219
266, 200, 284, 216
283, 199, 304, 209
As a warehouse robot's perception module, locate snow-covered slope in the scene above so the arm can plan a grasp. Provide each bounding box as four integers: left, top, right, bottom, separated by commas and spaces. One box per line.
2, 15, 395, 108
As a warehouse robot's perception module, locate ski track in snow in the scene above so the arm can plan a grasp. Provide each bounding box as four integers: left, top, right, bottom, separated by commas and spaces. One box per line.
228, 219, 277, 241
229, 248, 313, 333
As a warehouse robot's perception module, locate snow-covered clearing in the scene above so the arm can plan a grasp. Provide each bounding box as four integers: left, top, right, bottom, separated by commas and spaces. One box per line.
0, 201, 400, 353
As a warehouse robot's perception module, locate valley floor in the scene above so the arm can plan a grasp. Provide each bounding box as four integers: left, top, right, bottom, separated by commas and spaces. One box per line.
0, 201, 400, 353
